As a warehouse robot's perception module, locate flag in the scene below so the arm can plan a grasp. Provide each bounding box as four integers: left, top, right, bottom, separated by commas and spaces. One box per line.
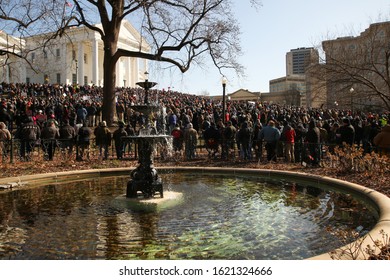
65, 1, 72, 7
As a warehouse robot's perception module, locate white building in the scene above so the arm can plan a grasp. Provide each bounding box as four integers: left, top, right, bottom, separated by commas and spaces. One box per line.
1, 20, 149, 87
0, 30, 26, 84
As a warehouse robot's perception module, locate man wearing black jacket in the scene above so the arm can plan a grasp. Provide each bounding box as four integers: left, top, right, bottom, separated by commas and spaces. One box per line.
339, 118, 355, 146
16, 117, 41, 161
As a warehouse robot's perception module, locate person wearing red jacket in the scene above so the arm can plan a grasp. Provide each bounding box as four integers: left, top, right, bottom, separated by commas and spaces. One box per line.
282, 121, 296, 163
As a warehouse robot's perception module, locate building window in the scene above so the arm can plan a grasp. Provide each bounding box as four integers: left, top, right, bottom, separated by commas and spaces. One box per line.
72, 74, 77, 85
56, 73, 61, 84
72, 50, 76, 61
56, 48, 61, 58
44, 74, 49, 84
31, 52, 35, 62
84, 76, 88, 85
26, 77, 30, 84
43, 50, 48, 59
84, 54, 87, 64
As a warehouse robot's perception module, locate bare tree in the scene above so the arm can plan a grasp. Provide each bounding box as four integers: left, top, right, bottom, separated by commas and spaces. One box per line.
58, 0, 261, 124
317, 22, 390, 112
1, 0, 261, 124
0, 0, 71, 78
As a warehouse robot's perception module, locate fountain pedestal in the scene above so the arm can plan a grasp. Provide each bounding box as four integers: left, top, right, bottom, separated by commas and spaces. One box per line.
126, 77, 168, 199
127, 138, 163, 198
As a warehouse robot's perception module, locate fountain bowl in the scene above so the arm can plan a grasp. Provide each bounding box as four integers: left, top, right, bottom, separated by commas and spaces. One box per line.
1, 167, 389, 260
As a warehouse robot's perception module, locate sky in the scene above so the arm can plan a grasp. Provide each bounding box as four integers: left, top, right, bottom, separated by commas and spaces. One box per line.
147, 0, 390, 96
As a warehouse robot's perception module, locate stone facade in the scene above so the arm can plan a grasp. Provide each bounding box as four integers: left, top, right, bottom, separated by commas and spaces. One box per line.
1, 20, 149, 87
0, 31, 26, 84
322, 21, 390, 111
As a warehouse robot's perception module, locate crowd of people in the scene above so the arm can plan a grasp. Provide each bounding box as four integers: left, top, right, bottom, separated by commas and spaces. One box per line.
0, 82, 389, 164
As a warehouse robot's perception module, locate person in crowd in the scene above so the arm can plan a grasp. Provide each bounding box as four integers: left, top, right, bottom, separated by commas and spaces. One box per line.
116, 101, 125, 123
86, 102, 97, 127
94, 121, 112, 160
68, 106, 77, 127
236, 121, 253, 160
76, 104, 88, 125
0, 121, 12, 159
294, 123, 306, 163
369, 121, 381, 151
123, 123, 135, 156
328, 122, 340, 151
171, 123, 184, 156
317, 121, 329, 145
223, 120, 237, 160
338, 117, 355, 146
46, 114, 59, 128
77, 121, 92, 161
35, 110, 47, 129
203, 122, 221, 158
59, 119, 77, 157
95, 102, 102, 127
353, 117, 364, 147
373, 124, 390, 156
317, 121, 328, 160
184, 123, 198, 160
113, 121, 128, 159
305, 119, 321, 166
0, 106, 12, 130
167, 109, 178, 133
281, 121, 296, 163
41, 120, 60, 161
258, 120, 281, 162
252, 121, 263, 161
16, 116, 41, 161
0, 81, 389, 165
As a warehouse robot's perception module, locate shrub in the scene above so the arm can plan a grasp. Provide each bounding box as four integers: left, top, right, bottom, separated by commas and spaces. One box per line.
329, 229, 390, 260
326, 143, 389, 174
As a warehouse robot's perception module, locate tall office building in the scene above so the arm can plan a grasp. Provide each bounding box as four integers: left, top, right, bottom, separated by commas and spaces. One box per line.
286, 47, 319, 76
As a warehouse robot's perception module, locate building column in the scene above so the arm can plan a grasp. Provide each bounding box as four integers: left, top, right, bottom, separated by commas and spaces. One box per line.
116, 58, 121, 87
77, 41, 84, 85
92, 39, 99, 85
132, 57, 139, 87
61, 42, 67, 85
18, 57, 26, 83
125, 57, 131, 87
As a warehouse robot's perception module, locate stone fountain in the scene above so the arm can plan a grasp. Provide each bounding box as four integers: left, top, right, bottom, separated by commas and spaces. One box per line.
126, 75, 169, 199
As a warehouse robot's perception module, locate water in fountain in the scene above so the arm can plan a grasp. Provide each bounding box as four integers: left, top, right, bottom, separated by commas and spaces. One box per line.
0, 173, 377, 260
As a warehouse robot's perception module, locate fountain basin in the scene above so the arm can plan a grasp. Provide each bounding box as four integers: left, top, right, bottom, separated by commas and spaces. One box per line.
0, 167, 389, 260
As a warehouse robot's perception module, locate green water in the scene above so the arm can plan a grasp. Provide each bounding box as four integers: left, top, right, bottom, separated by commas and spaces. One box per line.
0, 174, 376, 260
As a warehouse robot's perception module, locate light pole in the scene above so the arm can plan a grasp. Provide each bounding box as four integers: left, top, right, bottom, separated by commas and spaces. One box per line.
144, 71, 150, 104
221, 76, 227, 124
136, 71, 157, 105
350, 87, 354, 112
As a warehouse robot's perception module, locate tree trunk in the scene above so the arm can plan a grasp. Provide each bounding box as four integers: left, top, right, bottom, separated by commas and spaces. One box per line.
102, 41, 118, 126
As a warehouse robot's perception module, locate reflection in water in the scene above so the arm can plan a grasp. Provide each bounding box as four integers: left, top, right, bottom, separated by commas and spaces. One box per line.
0, 174, 376, 260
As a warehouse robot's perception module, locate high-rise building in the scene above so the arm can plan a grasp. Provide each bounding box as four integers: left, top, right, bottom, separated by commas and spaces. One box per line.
268, 47, 320, 107
286, 47, 319, 76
